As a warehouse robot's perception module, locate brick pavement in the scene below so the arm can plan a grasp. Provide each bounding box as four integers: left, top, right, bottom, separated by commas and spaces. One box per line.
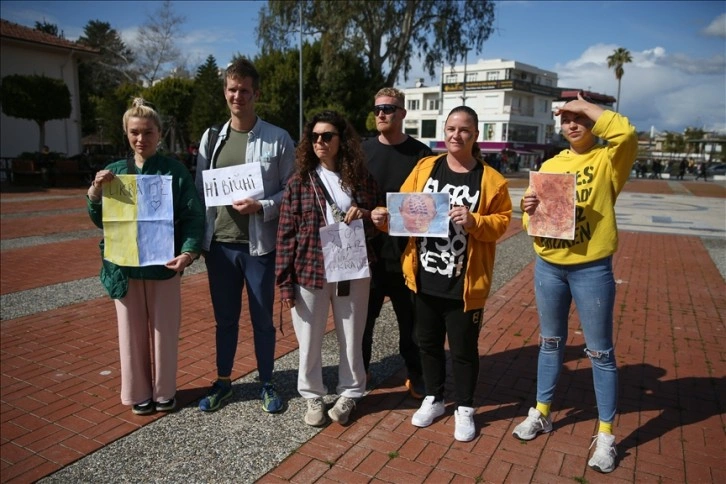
1, 179, 724, 483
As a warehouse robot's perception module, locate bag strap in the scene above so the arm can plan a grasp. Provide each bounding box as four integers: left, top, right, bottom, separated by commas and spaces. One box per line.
206, 124, 224, 168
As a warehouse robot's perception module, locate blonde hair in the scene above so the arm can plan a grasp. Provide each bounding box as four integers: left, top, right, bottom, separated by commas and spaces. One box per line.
375, 87, 405, 106
122, 97, 162, 133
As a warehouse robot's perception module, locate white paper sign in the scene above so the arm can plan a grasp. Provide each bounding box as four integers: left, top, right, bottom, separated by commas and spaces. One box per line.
320, 219, 370, 283
202, 163, 264, 207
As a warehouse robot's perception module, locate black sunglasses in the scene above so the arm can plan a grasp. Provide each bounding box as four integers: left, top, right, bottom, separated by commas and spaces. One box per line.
311, 131, 339, 143
373, 104, 401, 115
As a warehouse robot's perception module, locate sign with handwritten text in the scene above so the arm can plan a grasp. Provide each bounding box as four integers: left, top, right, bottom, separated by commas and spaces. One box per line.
319, 219, 370, 282
102, 174, 174, 267
202, 163, 264, 207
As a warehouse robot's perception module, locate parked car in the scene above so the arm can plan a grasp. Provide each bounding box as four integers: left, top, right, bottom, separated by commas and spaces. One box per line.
706, 163, 726, 176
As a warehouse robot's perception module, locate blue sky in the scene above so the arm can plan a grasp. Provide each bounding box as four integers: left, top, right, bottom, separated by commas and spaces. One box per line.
2, 1, 724, 133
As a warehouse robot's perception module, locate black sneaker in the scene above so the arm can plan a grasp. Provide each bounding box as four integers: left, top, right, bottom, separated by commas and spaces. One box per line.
132, 399, 154, 415
156, 398, 176, 412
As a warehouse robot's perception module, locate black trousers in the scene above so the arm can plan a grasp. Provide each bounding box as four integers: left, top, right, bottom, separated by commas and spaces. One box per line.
362, 262, 422, 378
415, 291, 483, 407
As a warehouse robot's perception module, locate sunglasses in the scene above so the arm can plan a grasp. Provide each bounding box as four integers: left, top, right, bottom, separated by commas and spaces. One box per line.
373, 104, 401, 115
311, 131, 339, 143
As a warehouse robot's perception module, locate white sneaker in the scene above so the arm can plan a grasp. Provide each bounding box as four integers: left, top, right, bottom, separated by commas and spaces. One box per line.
454, 406, 476, 442
411, 396, 445, 427
328, 396, 355, 425
588, 432, 617, 473
512, 407, 553, 441
304, 397, 326, 427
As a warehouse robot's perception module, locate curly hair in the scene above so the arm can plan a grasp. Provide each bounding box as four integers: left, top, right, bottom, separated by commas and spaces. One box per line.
295, 110, 366, 194
122, 97, 162, 133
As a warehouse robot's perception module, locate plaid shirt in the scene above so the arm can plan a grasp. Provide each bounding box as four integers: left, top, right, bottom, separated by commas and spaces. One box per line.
275, 170, 382, 301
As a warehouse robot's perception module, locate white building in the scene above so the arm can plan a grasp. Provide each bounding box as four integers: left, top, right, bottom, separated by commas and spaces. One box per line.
399, 59, 561, 165
0, 19, 98, 159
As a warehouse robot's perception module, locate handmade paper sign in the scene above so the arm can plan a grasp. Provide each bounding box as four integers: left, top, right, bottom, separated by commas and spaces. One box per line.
103, 174, 174, 266
527, 172, 576, 240
387, 192, 450, 237
319, 219, 370, 282
202, 163, 264, 207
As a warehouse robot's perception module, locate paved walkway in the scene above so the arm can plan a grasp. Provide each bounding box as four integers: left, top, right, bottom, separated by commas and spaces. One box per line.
0, 177, 724, 483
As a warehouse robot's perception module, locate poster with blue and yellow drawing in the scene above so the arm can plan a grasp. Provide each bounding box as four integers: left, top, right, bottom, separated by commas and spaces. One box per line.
102, 174, 174, 267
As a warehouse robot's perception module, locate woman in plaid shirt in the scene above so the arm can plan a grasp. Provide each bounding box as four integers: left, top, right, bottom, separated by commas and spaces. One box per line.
276, 111, 382, 427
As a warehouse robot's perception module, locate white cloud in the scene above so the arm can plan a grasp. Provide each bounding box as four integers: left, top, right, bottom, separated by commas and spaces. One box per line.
702, 13, 726, 38
558, 46, 726, 133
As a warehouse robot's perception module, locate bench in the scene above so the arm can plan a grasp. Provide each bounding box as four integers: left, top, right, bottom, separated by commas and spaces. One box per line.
10, 158, 96, 187
11, 159, 46, 186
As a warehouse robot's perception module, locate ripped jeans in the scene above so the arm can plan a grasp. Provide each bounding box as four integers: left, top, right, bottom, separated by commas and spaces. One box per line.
534, 255, 618, 423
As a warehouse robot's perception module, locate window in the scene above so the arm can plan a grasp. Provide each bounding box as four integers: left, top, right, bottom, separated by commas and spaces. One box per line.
502, 123, 508, 141
421, 120, 437, 138
483, 123, 495, 141
487, 71, 499, 81
509, 124, 538, 143
426, 98, 440, 110
445, 74, 457, 83
404, 127, 419, 136
541, 100, 549, 113
466, 72, 477, 82
407, 99, 420, 110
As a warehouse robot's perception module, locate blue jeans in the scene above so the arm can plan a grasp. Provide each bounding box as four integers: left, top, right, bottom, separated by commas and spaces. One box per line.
534, 255, 618, 423
205, 241, 276, 382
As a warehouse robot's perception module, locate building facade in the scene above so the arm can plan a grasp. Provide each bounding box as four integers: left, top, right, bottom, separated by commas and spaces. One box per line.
400, 59, 561, 165
0, 19, 98, 159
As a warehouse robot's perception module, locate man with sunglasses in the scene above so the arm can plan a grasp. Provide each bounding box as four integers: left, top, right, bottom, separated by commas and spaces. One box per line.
194, 57, 295, 415
362, 87, 432, 399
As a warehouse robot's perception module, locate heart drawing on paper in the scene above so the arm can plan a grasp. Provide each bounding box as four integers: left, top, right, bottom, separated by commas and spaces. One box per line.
150, 200, 161, 211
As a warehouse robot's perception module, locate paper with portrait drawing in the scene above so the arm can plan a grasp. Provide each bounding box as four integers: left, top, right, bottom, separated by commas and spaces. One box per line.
320, 219, 370, 283
527, 172, 576, 240
387, 192, 450, 238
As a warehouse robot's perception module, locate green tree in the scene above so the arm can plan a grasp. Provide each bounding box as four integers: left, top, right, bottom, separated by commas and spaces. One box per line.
135, 0, 186, 85
257, 0, 495, 86
77, 20, 137, 135
143, 77, 195, 152
0, 74, 71, 151
34, 20, 62, 38
683, 126, 705, 156
95, 83, 144, 155
606, 47, 632, 113
189, 55, 228, 143
252, 41, 374, 139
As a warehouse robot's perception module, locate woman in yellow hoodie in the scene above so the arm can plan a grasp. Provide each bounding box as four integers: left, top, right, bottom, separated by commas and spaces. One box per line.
512, 92, 637, 474
372, 106, 511, 442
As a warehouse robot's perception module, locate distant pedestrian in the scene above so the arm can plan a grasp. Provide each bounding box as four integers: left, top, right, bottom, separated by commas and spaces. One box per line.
87, 98, 204, 415
516, 92, 637, 474
695, 161, 708, 181
678, 158, 687, 180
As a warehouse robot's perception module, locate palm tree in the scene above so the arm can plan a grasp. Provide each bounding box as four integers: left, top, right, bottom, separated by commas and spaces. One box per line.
607, 48, 633, 112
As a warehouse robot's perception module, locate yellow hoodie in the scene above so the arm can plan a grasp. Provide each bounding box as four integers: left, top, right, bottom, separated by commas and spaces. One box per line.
523, 110, 637, 264
397, 155, 512, 312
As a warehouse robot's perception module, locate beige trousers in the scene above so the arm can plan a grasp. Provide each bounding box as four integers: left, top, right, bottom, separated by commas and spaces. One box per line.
114, 275, 181, 405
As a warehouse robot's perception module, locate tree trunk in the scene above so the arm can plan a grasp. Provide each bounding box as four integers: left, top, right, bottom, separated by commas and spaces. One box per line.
616, 78, 622, 113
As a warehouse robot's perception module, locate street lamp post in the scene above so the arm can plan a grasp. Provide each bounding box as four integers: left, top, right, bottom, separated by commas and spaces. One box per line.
461, 48, 471, 106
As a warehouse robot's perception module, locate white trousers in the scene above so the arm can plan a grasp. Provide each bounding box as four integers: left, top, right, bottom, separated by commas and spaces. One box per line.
291, 278, 370, 399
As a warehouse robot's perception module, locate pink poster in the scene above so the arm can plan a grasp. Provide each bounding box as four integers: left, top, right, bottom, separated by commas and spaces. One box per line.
527, 172, 576, 240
